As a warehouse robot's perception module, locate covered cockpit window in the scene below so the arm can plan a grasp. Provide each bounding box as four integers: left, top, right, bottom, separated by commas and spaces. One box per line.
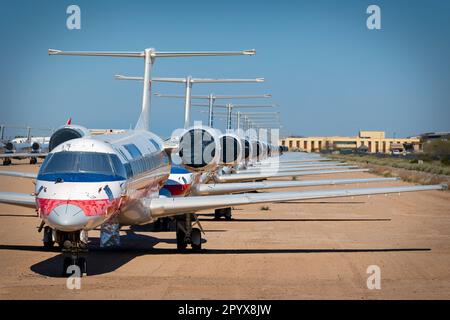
38, 151, 127, 181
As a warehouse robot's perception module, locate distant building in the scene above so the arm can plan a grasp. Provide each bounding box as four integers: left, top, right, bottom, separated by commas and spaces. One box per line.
280, 130, 422, 154
419, 132, 450, 141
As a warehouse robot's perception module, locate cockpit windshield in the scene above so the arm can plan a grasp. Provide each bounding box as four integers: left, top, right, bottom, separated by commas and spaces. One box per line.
38, 151, 127, 181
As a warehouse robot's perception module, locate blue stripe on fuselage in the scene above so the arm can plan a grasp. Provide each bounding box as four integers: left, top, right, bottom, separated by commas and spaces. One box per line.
170, 166, 190, 174
37, 173, 125, 182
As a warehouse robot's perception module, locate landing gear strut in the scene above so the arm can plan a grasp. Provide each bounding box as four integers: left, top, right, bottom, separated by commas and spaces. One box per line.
214, 207, 232, 220
176, 214, 203, 251
2, 158, 11, 166
42, 226, 55, 248
60, 231, 88, 277
29, 157, 37, 164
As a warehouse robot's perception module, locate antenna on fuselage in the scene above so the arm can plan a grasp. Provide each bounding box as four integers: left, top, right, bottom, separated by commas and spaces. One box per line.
48, 48, 256, 131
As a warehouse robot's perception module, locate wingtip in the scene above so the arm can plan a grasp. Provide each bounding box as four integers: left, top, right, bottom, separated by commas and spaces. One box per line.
48, 49, 61, 55
243, 49, 256, 55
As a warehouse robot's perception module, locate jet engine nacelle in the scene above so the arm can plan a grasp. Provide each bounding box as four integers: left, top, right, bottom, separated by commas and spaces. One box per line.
49, 125, 90, 151
4, 142, 14, 151
260, 141, 268, 160
250, 140, 263, 161
241, 138, 252, 162
31, 142, 40, 152
218, 133, 243, 166
178, 126, 221, 172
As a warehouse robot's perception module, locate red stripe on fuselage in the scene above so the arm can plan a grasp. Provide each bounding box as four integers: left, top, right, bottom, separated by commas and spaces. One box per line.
164, 184, 191, 196
36, 198, 120, 217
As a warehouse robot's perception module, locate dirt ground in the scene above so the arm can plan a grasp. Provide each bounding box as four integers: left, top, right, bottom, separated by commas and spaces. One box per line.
0, 159, 449, 299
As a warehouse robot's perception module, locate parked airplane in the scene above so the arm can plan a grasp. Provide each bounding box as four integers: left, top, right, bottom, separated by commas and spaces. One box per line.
0, 126, 51, 165
0, 47, 446, 277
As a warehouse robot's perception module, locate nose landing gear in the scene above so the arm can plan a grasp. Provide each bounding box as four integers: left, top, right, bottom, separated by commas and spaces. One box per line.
60, 231, 88, 277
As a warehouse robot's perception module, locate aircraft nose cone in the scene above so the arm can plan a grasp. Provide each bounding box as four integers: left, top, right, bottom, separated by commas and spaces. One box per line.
47, 204, 88, 232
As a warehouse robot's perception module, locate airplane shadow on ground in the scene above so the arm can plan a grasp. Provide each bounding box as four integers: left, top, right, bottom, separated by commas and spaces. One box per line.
198, 215, 392, 222
0, 241, 431, 278
24, 245, 431, 277
0, 214, 37, 218
0, 223, 428, 278
275, 201, 366, 204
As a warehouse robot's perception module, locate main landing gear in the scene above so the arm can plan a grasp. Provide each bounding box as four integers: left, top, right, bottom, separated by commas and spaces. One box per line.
2, 158, 11, 166
176, 214, 203, 251
214, 207, 232, 220
29, 157, 37, 164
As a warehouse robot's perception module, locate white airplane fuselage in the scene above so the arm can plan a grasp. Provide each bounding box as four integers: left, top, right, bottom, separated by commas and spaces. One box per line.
35, 130, 170, 232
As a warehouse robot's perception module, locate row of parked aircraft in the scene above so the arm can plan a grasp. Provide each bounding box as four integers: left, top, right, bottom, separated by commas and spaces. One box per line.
0, 135, 50, 165
0, 47, 446, 276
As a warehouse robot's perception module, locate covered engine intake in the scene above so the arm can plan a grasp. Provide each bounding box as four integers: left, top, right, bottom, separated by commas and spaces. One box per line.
219, 133, 243, 165
178, 127, 221, 172
242, 138, 252, 161
250, 140, 262, 160
49, 125, 90, 151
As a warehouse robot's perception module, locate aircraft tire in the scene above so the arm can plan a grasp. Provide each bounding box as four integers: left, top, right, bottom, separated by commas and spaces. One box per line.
214, 208, 224, 220
78, 257, 87, 276
224, 208, 232, 221
176, 230, 187, 251
62, 257, 71, 276
191, 228, 202, 251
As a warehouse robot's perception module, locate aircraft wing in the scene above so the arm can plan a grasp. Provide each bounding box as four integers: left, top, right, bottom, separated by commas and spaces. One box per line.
0, 192, 36, 208
191, 177, 399, 195
150, 184, 447, 217
235, 165, 357, 174
214, 168, 370, 182
0, 171, 38, 179
0, 152, 47, 158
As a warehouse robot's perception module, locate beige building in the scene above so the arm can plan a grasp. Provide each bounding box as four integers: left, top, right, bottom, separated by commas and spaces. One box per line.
280, 131, 421, 154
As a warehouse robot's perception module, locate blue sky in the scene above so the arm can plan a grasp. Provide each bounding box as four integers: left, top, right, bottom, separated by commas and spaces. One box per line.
1, 0, 449, 139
